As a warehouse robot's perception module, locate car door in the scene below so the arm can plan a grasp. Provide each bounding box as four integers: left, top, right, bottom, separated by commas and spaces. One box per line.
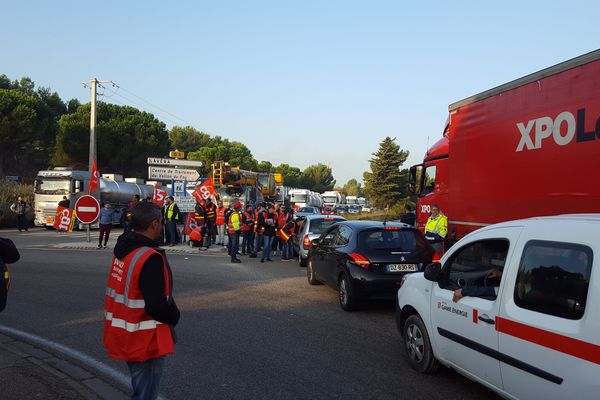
313, 226, 340, 287
430, 227, 522, 390
327, 225, 353, 280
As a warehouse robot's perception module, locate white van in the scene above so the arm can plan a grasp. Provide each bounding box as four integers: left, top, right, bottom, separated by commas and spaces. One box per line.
396, 215, 600, 400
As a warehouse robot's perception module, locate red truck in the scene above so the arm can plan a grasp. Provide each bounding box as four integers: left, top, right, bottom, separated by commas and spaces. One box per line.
409, 49, 600, 246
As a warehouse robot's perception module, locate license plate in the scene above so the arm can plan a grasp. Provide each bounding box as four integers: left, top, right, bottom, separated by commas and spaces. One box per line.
387, 264, 417, 272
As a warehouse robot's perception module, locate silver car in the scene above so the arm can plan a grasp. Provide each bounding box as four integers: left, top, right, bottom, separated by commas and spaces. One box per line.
293, 214, 346, 266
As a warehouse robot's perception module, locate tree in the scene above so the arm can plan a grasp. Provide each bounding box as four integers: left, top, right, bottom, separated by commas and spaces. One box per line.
274, 163, 302, 187
363, 137, 409, 209
256, 161, 273, 173
169, 126, 211, 153
0, 89, 56, 178
54, 102, 169, 177
300, 163, 335, 193
342, 178, 363, 196
187, 136, 258, 176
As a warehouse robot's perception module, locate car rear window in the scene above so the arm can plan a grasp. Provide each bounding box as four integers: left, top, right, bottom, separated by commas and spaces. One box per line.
358, 228, 422, 252
308, 218, 341, 234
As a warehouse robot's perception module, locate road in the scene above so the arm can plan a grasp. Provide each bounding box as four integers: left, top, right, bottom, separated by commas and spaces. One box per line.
1, 228, 499, 399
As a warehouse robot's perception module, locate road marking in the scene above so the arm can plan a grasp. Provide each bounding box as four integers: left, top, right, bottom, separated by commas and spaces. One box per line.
0, 324, 169, 399
77, 206, 98, 212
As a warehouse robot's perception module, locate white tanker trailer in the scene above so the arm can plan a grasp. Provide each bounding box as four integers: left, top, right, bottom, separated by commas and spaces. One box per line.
33, 167, 161, 229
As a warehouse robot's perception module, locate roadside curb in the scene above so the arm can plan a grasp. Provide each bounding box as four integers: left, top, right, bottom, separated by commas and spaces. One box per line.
0, 326, 130, 400
50, 242, 229, 256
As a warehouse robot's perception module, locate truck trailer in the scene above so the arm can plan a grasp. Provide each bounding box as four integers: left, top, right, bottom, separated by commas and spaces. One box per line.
409, 49, 600, 245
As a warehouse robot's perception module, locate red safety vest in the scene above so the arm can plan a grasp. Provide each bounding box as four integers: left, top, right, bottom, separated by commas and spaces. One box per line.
241, 211, 254, 231
216, 207, 226, 226
104, 247, 174, 362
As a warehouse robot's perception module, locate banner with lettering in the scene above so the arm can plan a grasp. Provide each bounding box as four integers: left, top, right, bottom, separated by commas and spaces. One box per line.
53, 207, 76, 232
152, 184, 167, 206
192, 177, 215, 204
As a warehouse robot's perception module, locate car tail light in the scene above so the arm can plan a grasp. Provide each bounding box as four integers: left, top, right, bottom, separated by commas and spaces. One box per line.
349, 253, 371, 270
383, 227, 401, 231
432, 251, 441, 263
303, 234, 312, 249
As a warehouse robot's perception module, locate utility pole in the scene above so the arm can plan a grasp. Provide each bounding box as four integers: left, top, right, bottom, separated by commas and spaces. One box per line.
83, 78, 111, 172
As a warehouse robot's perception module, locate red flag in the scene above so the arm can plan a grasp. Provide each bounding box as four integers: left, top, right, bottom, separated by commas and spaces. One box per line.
53, 206, 76, 232
152, 184, 167, 206
88, 159, 99, 194
183, 212, 197, 235
192, 177, 215, 203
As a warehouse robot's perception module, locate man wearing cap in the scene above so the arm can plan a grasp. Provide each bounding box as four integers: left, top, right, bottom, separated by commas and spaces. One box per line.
227, 202, 243, 263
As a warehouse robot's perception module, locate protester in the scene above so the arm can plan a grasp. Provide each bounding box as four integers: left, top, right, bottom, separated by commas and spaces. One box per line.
163, 196, 180, 246
272, 203, 282, 255
124, 194, 140, 234
259, 204, 277, 262
280, 208, 296, 261
400, 204, 416, 227
250, 202, 266, 258
9, 197, 30, 232
205, 200, 217, 247
215, 200, 227, 247
241, 204, 255, 255
424, 204, 448, 255
104, 202, 180, 400
227, 202, 242, 263
98, 202, 115, 249
0, 237, 20, 312
58, 196, 70, 208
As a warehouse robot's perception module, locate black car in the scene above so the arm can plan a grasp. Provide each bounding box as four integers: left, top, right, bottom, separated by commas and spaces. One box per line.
307, 221, 435, 311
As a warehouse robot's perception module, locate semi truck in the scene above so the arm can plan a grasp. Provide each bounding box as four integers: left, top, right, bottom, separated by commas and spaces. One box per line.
34, 167, 157, 229
322, 190, 346, 207
408, 49, 600, 246
288, 189, 323, 210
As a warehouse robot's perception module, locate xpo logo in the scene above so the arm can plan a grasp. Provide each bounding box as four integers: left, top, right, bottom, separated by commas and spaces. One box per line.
516, 108, 600, 152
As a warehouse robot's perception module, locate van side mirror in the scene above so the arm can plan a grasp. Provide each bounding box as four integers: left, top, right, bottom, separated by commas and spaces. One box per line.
424, 262, 442, 282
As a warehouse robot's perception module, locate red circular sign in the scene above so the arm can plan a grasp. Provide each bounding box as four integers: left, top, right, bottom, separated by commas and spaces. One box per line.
75, 195, 100, 224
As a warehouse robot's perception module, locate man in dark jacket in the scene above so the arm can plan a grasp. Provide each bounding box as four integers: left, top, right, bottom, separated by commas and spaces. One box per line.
108, 202, 180, 399
58, 196, 70, 208
0, 237, 20, 312
10, 197, 30, 232
259, 204, 277, 262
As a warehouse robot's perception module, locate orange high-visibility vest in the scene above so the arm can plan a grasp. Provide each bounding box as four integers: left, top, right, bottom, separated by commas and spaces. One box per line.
104, 247, 174, 362
216, 207, 226, 226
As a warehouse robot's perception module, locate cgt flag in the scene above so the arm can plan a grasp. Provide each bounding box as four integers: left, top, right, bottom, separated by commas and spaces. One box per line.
88, 159, 99, 195
152, 184, 167, 206
53, 207, 76, 232
192, 177, 215, 204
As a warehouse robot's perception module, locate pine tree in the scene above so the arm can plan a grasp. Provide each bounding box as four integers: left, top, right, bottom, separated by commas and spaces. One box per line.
363, 137, 409, 209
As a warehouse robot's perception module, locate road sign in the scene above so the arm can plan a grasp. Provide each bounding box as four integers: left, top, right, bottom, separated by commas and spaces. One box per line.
173, 195, 197, 212
169, 150, 186, 159
75, 195, 100, 224
147, 157, 203, 167
174, 181, 185, 195
148, 166, 200, 181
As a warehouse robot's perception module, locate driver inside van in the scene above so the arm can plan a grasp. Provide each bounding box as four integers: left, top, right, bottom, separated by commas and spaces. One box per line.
453, 268, 502, 302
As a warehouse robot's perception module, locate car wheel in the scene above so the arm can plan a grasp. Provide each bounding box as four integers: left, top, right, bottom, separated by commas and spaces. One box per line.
338, 273, 358, 311
299, 256, 307, 267
403, 314, 439, 373
307, 259, 321, 285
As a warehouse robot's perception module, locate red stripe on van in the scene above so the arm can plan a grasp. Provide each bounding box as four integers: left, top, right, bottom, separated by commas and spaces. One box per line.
472, 309, 478, 324
496, 317, 600, 364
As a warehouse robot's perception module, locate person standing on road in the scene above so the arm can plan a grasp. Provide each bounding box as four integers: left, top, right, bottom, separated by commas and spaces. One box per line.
98, 202, 115, 249
215, 200, 226, 247
250, 202, 265, 258
241, 204, 255, 255
227, 202, 242, 263
124, 195, 140, 234
10, 197, 30, 232
104, 202, 180, 400
280, 208, 296, 261
205, 200, 217, 247
163, 196, 180, 246
400, 204, 416, 227
424, 204, 448, 255
0, 237, 20, 313
259, 204, 277, 262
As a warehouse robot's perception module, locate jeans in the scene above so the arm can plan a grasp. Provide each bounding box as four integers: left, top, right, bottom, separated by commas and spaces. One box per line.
282, 239, 293, 259
16, 215, 27, 231
98, 223, 112, 246
217, 225, 226, 245
253, 233, 263, 254
166, 221, 178, 244
228, 231, 240, 258
262, 235, 274, 260
127, 356, 165, 400
205, 221, 214, 246
241, 230, 254, 253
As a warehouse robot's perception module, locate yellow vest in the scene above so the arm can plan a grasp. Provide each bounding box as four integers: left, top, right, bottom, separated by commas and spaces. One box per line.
228, 211, 241, 233
166, 203, 178, 221
425, 214, 447, 240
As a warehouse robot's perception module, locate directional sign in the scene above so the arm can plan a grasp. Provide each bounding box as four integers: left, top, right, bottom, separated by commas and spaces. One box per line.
148, 166, 200, 181
147, 157, 203, 167
74, 195, 100, 224
174, 181, 185, 195
173, 195, 197, 213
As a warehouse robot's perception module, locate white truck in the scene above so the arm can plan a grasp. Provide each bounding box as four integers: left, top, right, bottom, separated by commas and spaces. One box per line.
34, 167, 157, 229
396, 214, 600, 400
288, 189, 322, 210
321, 190, 345, 208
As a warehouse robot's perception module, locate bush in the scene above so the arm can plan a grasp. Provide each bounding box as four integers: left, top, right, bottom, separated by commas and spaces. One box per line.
0, 181, 35, 228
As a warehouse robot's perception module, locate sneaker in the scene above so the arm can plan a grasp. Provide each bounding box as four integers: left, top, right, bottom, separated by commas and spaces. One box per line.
103, 245, 107, 248
97, 245, 102, 249
231, 258, 241, 263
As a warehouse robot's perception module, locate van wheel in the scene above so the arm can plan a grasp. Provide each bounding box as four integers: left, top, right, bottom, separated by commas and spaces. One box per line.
338, 274, 358, 311
307, 259, 321, 285
403, 315, 438, 373
299, 256, 307, 267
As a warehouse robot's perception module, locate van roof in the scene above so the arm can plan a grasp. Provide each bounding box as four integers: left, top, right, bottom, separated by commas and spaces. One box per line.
478, 213, 600, 231
449, 49, 600, 111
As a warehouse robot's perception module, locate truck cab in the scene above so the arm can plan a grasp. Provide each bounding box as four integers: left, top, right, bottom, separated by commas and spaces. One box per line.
396, 214, 600, 399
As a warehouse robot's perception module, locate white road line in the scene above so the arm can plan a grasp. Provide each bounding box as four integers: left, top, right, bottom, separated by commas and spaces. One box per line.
0, 324, 168, 400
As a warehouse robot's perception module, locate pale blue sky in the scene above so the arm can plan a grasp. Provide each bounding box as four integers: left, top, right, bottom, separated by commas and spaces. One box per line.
2, 1, 599, 185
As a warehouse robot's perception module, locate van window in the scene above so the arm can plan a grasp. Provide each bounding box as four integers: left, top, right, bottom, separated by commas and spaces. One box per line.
514, 240, 592, 320
422, 166, 436, 195
441, 239, 509, 299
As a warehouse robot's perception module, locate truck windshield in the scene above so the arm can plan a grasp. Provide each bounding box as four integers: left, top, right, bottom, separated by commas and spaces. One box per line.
347, 198, 357, 204
292, 194, 308, 202
323, 196, 337, 203
34, 178, 71, 195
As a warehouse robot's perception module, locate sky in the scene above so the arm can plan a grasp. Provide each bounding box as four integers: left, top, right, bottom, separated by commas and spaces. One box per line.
2, 1, 599, 186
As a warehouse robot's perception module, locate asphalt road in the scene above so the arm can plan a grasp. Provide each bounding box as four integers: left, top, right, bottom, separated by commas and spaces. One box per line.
0, 228, 499, 399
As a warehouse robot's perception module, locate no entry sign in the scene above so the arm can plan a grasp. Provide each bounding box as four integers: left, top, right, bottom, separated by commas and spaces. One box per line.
75, 195, 100, 224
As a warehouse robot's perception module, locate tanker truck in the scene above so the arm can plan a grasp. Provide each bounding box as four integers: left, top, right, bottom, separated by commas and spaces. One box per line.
34, 167, 158, 229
